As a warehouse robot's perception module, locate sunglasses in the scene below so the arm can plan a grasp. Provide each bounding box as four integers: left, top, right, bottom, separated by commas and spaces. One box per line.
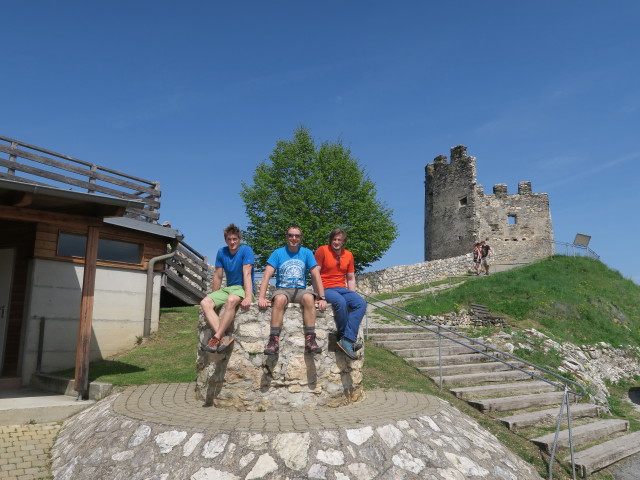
287, 233, 302, 238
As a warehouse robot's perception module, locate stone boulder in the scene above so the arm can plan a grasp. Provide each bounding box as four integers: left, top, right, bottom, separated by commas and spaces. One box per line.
196, 304, 364, 411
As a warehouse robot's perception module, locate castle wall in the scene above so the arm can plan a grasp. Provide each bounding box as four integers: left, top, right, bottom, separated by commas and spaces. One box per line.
424, 145, 554, 264
424, 146, 478, 260
476, 182, 554, 263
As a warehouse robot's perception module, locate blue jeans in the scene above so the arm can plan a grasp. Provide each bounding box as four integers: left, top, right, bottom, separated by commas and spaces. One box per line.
324, 287, 366, 343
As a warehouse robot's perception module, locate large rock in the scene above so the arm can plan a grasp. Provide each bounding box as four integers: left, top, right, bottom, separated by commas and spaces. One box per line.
196, 304, 364, 411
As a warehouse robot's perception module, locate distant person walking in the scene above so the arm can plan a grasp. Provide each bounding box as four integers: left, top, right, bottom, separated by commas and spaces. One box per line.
472, 242, 482, 275
315, 228, 366, 360
481, 241, 491, 275
200, 224, 254, 353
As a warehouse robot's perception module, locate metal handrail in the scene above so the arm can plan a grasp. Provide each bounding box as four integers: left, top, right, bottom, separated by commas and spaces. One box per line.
363, 293, 586, 396
362, 293, 584, 479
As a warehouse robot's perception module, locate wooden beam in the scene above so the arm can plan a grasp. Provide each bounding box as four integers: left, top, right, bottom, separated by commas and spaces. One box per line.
12, 192, 33, 208
74, 225, 99, 398
0, 204, 104, 227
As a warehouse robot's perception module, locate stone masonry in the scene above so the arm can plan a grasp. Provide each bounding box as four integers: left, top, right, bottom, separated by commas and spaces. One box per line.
424, 145, 554, 264
196, 305, 364, 411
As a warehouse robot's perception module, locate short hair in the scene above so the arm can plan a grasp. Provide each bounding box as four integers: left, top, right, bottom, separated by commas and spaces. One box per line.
224, 223, 242, 239
328, 228, 347, 244
287, 224, 302, 235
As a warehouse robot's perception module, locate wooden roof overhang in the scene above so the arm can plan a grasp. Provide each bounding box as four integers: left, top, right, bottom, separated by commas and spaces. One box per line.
0, 178, 146, 397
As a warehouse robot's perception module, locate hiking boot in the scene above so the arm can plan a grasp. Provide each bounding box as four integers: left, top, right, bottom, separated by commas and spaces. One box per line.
263, 335, 280, 355
204, 337, 221, 353
353, 341, 363, 352
217, 335, 235, 353
337, 338, 358, 360
305, 333, 322, 354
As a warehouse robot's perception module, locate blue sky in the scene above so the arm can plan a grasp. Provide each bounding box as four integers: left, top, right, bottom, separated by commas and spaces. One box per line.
3, 1, 639, 283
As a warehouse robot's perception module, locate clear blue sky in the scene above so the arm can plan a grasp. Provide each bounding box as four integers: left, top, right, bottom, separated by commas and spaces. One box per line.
3, 1, 639, 283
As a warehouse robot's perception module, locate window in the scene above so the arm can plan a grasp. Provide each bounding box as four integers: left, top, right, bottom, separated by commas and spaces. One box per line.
459, 196, 468, 207
58, 233, 141, 264
508, 215, 517, 225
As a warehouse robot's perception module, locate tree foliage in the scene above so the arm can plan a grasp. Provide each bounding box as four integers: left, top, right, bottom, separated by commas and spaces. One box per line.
240, 127, 398, 272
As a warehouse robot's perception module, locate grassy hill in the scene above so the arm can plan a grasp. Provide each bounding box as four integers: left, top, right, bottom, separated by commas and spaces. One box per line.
404, 255, 640, 347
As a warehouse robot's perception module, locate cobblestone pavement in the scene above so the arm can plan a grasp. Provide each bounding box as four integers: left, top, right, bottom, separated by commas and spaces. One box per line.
0, 422, 59, 479
50, 384, 543, 479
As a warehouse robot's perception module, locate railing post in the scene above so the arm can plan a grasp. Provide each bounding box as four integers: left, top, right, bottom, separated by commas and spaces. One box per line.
88, 165, 97, 193
438, 325, 443, 392
36, 316, 46, 373
8, 141, 18, 175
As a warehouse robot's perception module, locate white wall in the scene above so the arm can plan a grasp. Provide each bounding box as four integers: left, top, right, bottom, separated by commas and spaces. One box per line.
20, 259, 161, 384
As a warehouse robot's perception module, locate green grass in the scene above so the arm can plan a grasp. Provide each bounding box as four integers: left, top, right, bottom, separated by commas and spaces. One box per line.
54, 306, 199, 385
402, 256, 640, 348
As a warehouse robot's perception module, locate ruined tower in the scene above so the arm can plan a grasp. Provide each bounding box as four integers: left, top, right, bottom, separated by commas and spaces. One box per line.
424, 145, 554, 264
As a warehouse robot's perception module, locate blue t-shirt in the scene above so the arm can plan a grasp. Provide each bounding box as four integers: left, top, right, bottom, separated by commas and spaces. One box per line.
266, 246, 317, 289
215, 244, 255, 288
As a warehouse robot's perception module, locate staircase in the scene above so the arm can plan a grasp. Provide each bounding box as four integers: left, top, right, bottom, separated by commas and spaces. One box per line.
366, 320, 640, 478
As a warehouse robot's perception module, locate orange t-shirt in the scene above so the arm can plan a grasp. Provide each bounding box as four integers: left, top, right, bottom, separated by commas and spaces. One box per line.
314, 244, 355, 289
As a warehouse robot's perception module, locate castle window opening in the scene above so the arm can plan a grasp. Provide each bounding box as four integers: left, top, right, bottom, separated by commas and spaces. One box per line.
508, 215, 517, 225
459, 196, 468, 207
490, 224, 499, 231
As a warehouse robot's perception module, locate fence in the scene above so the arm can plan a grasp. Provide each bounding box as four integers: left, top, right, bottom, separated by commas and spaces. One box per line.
0, 135, 161, 222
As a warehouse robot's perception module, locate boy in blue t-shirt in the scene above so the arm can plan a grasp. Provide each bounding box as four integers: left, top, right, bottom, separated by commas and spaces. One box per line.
257, 225, 327, 355
200, 224, 255, 353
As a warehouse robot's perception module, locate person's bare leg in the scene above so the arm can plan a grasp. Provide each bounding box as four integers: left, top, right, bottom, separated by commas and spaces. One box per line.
216, 295, 241, 340
200, 296, 221, 334
300, 293, 316, 328
270, 294, 287, 328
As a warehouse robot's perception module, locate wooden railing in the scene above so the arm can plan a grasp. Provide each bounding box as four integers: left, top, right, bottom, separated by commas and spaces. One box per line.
0, 135, 161, 222
163, 242, 213, 305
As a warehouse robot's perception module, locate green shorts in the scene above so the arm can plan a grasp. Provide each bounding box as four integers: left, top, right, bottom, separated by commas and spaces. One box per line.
208, 285, 248, 308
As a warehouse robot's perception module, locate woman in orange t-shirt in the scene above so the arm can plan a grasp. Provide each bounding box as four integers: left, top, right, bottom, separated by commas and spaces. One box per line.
314, 228, 366, 360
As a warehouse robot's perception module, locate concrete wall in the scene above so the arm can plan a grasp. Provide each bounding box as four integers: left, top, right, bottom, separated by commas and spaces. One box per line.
20, 258, 161, 384
424, 145, 554, 263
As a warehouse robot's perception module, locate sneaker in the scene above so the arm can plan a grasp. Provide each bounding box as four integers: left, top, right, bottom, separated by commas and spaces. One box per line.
204, 337, 221, 353
305, 333, 322, 354
337, 338, 358, 360
353, 341, 363, 352
263, 335, 279, 355
217, 335, 235, 353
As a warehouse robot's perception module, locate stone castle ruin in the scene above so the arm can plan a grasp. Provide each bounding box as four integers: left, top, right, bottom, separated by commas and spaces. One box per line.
424, 145, 554, 265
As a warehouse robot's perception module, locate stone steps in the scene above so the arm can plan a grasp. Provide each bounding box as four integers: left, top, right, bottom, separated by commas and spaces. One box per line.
431, 369, 534, 387
367, 321, 637, 476
498, 403, 601, 431
407, 352, 501, 367
531, 419, 629, 454
566, 430, 640, 478
366, 326, 432, 335
419, 361, 521, 376
374, 338, 474, 349
395, 344, 491, 358
366, 332, 442, 342
451, 381, 555, 400
468, 391, 576, 412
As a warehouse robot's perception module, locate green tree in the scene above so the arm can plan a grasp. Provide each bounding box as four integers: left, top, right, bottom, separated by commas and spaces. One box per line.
240, 127, 398, 272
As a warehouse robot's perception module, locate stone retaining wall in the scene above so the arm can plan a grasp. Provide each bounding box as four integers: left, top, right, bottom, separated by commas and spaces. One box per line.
196, 305, 364, 412
356, 254, 472, 295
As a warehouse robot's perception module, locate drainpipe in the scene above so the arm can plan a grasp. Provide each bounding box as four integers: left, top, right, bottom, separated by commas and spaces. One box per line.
144, 238, 181, 338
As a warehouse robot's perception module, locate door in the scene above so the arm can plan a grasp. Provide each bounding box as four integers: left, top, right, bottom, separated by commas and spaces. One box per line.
0, 248, 16, 375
